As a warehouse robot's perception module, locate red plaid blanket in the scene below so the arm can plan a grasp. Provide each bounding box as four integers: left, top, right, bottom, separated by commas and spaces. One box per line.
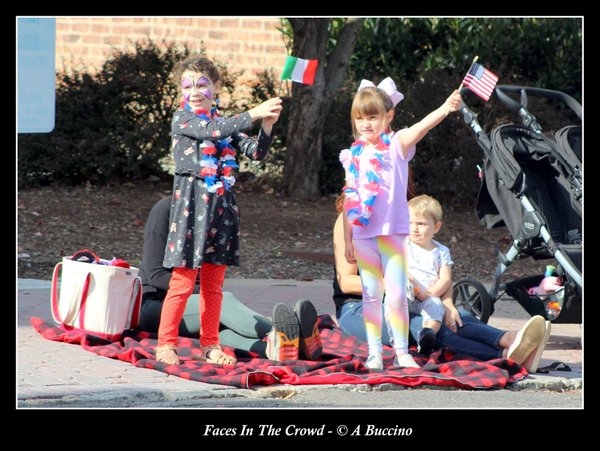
31, 315, 526, 389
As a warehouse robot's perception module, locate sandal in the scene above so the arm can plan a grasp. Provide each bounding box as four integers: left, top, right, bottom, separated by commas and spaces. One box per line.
199, 344, 237, 365
155, 344, 180, 365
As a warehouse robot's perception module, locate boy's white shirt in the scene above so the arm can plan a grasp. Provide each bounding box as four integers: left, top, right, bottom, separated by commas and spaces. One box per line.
407, 238, 453, 291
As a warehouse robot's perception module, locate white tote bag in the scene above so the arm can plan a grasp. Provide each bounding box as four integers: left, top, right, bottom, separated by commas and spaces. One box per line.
50, 256, 142, 341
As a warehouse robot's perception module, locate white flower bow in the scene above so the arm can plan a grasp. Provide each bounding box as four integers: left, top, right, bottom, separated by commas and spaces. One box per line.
357, 77, 404, 107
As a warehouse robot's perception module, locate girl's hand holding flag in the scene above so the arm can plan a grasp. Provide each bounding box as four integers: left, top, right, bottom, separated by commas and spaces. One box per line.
444, 90, 463, 114
446, 56, 499, 115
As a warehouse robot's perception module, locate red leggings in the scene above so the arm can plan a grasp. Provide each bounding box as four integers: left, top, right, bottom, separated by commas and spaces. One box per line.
158, 263, 227, 347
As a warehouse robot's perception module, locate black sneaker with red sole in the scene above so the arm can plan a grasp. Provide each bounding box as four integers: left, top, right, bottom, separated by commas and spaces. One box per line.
295, 299, 323, 360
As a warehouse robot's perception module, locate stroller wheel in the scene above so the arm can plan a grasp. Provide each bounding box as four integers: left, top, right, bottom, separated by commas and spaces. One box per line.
452, 278, 493, 323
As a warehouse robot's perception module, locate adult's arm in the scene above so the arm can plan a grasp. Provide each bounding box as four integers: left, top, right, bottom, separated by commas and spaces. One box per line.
333, 214, 362, 296
341, 204, 357, 265
441, 285, 462, 330
141, 197, 173, 292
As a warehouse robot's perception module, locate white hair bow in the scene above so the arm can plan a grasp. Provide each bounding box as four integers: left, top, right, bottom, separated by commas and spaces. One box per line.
357, 77, 404, 107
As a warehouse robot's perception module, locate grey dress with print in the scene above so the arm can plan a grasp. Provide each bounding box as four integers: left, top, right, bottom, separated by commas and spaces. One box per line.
163, 108, 272, 268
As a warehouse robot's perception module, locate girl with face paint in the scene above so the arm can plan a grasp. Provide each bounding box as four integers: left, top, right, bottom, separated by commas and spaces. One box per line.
155, 56, 283, 366
181, 72, 215, 112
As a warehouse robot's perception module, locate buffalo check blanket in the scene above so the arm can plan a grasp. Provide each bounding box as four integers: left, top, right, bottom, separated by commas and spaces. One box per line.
31, 315, 526, 389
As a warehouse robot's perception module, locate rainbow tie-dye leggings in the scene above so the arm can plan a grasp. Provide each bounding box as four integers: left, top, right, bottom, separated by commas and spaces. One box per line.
354, 234, 409, 356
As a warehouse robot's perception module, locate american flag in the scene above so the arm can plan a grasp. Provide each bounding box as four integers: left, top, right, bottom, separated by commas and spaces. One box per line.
462, 63, 499, 101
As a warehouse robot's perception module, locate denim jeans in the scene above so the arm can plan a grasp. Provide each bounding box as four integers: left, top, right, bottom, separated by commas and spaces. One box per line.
337, 301, 419, 347
338, 302, 505, 360
436, 310, 505, 360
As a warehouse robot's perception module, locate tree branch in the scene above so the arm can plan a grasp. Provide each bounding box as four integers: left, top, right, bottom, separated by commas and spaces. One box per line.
288, 18, 302, 32
324, 18, 364, 100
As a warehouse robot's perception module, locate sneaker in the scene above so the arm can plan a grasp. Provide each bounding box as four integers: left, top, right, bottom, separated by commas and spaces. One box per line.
295, 299, 323, 360
507, 315, 546, 365
365, 353, 383, 370
265, 303, 300, 361
523, 320, 552, 373
394, 353, 420, 369
417, 327, 436, 355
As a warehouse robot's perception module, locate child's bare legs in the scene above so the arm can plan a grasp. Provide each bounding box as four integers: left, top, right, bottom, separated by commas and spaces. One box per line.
414, 296, 444, 355
423, 320, 441, 333
420, 319, 441, 354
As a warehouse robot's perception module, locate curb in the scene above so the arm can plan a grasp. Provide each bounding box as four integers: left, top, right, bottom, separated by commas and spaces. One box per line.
18, 375, 582, 407
18, 385, 260, 408
511, 376, 582, 392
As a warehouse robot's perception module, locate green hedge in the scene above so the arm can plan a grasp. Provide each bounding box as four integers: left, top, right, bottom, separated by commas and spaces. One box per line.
18, 40, 188, 186
19, 18, 581, 209
17, 40, 244, 188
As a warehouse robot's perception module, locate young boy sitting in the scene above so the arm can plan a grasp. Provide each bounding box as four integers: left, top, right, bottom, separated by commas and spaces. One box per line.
407, 194, 453, 355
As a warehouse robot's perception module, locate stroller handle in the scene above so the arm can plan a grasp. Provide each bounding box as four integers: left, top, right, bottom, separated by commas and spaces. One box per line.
458, 87, 496, 162
459, 87, 524, 193
495, 85, 582, 120
459, 87, 483, 133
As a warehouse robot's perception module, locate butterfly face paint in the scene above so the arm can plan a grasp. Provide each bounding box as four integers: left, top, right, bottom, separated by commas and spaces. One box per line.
181, 71, 215, 107
181, 78, 193, 102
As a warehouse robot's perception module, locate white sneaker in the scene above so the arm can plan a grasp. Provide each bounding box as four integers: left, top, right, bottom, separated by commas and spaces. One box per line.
507, 315, 546, 365
523, 320, 552, 373
395, 353, 420, 369
365, 353, 383, 370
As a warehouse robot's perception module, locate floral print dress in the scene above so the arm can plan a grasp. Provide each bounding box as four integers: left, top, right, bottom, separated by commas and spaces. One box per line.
163, 108, 272, 268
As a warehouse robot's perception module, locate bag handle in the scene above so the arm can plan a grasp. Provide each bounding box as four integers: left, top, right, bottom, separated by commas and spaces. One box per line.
128, 276, 143, 330
75, 273, 143, 332
50, 261, 91, 325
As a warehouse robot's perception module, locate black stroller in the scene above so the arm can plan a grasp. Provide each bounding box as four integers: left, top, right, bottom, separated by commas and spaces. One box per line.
453, 85, 582, 324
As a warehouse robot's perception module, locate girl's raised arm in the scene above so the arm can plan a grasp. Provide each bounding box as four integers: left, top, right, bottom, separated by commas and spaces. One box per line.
396, 90, 461, 156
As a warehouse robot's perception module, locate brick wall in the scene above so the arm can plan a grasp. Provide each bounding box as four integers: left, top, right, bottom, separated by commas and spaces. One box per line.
56, 17, 287, 81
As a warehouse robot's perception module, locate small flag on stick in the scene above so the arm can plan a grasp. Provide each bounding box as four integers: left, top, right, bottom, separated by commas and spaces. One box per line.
461, 62, 499, 101
281, 55, 318, 85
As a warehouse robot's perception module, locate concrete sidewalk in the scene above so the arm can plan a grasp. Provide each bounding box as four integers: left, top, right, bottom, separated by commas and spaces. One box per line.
17, 278, 582, 407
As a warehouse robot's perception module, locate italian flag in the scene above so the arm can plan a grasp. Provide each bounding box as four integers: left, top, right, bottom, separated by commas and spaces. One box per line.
281, 56, 318, 85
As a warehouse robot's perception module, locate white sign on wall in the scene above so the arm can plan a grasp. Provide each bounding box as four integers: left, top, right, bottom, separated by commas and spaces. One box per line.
18, 18, 56, 133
